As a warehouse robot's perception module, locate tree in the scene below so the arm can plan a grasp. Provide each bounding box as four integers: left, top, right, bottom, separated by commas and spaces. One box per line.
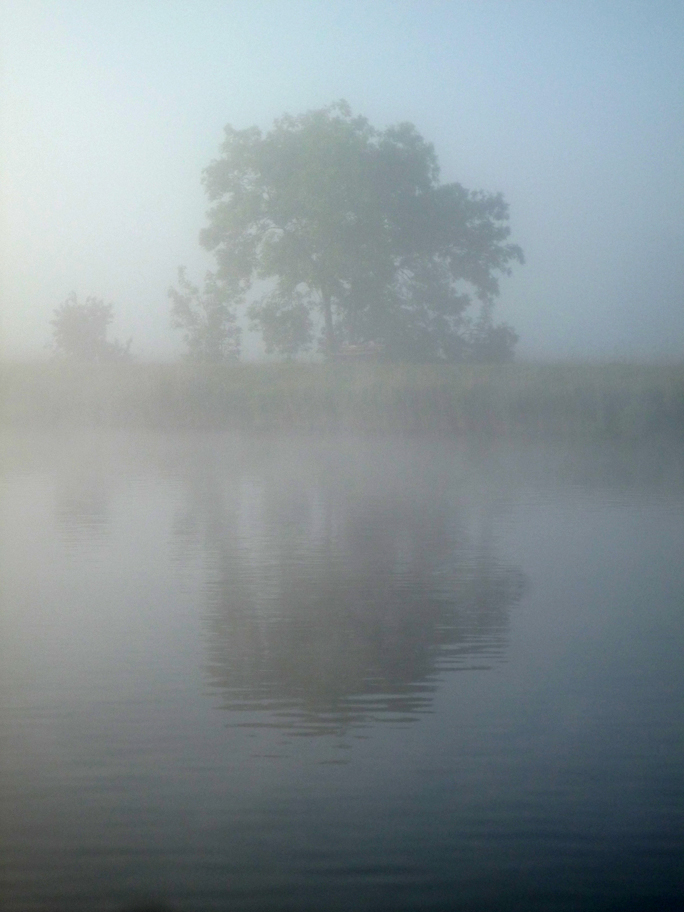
50, 293, 132, 362
169, 268, 241, 361
198, 101, 523, 361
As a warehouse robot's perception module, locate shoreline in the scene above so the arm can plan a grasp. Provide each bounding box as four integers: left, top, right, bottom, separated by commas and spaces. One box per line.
2, 361, 683, 439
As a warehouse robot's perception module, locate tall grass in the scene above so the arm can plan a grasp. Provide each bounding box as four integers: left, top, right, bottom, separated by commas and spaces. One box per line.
1, 360, 683, 438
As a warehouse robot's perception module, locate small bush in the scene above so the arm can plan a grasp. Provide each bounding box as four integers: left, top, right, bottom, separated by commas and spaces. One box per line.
50, 293, 132, 362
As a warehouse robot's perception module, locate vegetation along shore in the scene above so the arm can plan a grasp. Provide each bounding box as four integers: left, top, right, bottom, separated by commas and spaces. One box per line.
2, 360, 683, 439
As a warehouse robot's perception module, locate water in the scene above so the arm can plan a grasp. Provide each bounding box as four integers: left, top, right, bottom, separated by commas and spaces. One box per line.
1, 430, 682, 912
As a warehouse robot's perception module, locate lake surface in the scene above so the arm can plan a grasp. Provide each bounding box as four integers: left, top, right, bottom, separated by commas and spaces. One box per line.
1, 430, 682, 912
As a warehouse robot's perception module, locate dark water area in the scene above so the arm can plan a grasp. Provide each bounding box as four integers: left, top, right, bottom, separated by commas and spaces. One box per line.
1, 430, 683, 912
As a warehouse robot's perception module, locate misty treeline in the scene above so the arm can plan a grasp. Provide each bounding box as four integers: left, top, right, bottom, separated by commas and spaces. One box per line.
173, 100, 523, 362
50, 102, 523, 365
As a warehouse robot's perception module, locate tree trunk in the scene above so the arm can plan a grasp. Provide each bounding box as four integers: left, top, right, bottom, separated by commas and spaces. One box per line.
322, 292, 337, 356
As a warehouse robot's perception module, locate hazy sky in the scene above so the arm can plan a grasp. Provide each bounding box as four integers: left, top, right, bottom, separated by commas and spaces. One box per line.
1, 0, 683, 360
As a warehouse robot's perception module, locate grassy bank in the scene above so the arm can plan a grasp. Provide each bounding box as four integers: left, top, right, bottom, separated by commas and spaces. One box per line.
2, 360, 683, 438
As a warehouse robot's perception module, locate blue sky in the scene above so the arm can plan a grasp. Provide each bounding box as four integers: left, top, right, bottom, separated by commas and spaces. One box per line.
1, 0, 683, 359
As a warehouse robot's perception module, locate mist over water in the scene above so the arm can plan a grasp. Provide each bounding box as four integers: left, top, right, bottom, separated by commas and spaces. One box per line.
1, 429, 682, 911
2, 8, 684, 907
181, 436, 525, 731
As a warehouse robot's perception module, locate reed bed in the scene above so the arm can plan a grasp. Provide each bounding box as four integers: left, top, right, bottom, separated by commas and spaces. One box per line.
1, 360, 683, 439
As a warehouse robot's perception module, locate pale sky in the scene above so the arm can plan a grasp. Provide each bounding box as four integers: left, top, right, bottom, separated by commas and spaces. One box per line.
1, 0, 683, 360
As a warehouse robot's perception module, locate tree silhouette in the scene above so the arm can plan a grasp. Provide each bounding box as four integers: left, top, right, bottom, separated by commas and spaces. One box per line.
50, 293, 132, 362
169, 268, 241, 362
196, 101, 523, 360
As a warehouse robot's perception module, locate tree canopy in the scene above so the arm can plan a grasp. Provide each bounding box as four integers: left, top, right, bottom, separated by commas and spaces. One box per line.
194, 101, 523, 360
50, 293, 132, 362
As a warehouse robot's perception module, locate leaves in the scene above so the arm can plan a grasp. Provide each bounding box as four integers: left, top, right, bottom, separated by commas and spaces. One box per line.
248, 289, 313, 357
169, 268, 241, 362
198, 101, 523, 360
50, 293, 132, 362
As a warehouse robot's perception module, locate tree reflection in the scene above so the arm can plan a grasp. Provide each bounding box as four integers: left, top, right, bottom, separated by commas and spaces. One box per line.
174, 438, 526, 733
53, 454, 111, 549
54, 480, 110, 546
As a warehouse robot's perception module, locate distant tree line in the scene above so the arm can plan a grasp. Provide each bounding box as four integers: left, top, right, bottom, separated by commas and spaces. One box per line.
50, 102, 523, 364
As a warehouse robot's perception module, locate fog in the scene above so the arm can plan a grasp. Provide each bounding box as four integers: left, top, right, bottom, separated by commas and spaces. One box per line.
1, 0, 683, 361
2, 428, 683, 911
2, 10, 683, 905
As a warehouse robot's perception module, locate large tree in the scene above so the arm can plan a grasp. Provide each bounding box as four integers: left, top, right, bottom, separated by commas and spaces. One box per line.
198, 101, 523, 360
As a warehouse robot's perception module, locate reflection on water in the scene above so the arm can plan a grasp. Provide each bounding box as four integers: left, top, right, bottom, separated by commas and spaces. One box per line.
55, 471, 111, 546
1, 430, 683, 912
172, 440, 525, 732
